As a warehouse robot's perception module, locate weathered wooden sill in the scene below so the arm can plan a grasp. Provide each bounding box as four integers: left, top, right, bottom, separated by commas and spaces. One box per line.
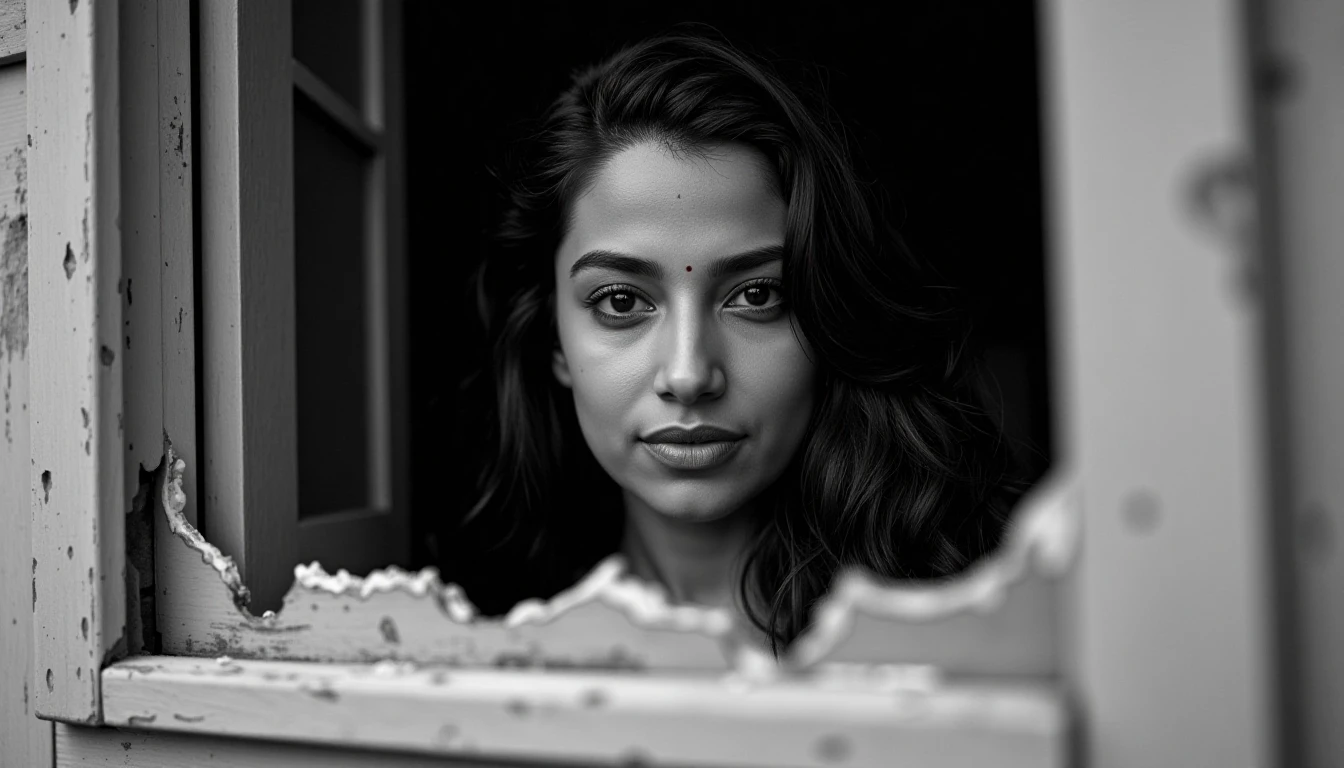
101, 656, 1068, 767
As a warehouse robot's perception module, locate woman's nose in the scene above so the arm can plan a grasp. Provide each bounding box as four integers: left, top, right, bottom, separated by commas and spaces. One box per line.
652, 309, 726, 405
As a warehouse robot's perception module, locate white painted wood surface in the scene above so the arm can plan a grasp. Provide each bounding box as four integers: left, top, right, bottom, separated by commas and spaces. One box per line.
1262, 1, 1344, 765
28, 0, 126, 725
158, 0, 197, 529
0, 51, 54, 768
120, 0, 165, 510
789, 471, 1075, 676
0, 0, 23, 64
1042, 1, 1275, 766
101, 655, 1066, 768
156, 449, 1075, 678
197, 0, 298, 613
155, 449, 738, 669
56, 722, 515, 767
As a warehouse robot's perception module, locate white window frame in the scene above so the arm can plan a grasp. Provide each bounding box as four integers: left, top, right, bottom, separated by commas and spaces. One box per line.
26, 0, 1292, 765
190, 0, 410, 612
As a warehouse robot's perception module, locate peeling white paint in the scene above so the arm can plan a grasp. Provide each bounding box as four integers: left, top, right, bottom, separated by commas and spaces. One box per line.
503, 556, 737, 637
101, 655, 1067, 767
293, 562, 467, 609
160, 446, 250, 609
787, 468, 1080, 669
158, 437, 1079, 675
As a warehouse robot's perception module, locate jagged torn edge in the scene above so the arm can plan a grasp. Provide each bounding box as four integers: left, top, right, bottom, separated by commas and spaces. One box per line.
160, 439, 738, 640
786, 466, 1082, 670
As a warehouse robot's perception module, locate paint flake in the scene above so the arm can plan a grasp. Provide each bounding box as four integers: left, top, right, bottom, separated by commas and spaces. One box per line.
0, 149, 28, 359
156, 439, 1079, 674
160, 443, 252, 609
786, 470, 1080, 669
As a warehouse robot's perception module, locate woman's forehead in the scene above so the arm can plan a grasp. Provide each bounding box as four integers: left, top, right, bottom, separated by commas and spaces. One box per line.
558, 141, 785, 269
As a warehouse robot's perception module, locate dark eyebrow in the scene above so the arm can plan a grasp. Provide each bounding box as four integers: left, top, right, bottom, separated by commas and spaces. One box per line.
568, 244, 784, 280
568, 250, 665, 280
705, 244, 784, 278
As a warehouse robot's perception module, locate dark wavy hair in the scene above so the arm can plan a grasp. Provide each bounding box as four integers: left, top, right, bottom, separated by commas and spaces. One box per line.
446, 30, 1026, 652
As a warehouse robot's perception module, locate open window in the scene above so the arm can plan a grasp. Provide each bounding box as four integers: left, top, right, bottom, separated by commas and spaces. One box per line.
20, 0, 1288, 766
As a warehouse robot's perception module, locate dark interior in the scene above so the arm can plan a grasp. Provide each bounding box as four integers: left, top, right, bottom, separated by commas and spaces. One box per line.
402, 2, 1051, 592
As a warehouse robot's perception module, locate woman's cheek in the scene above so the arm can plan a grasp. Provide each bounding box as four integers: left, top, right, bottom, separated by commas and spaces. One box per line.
570, 348, 643, 450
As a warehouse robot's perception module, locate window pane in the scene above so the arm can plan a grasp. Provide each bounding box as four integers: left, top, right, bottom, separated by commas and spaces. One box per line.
293, 0, 363, 110
294, 97, 370, 518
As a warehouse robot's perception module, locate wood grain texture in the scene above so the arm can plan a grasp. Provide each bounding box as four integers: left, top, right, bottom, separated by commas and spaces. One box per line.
196, 0, 298, 613
1042, 2, 1275, 766
28, 0, 126, 724
56, 722, 505, 768
0, 0, 23, 63
100, 655, 1066, 768
0, 55, 54, 768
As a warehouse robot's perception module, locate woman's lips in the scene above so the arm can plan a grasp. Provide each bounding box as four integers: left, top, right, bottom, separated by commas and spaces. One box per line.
640, 439, 743, 470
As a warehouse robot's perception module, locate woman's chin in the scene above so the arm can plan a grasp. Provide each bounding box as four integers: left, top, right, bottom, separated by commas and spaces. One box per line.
628, 484, 755, 525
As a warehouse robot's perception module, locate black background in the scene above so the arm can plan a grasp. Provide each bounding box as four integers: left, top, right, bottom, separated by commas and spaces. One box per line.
402, 1, 1051, 571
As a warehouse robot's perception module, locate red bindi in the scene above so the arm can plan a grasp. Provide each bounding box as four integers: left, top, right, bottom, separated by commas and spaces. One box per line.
686, 265, 692, 272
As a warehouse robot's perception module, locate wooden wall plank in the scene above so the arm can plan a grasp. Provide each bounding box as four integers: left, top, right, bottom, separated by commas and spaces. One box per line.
1259, 0, 1344, 765
0, 54, 54, 768
28, 0, 126, 724
1041, 1, 1276, 766
197, 0, 298, 612
99, 655, 1066, 768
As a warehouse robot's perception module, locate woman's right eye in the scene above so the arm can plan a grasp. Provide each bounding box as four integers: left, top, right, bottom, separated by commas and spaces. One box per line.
588, 287, 655, 316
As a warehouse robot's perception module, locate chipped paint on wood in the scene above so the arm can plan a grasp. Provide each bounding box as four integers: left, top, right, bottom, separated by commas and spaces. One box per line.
0, 146, 24, 366
787, 470, 1078, 675
100, 655, 1067, 768
120, 0, 166, 535
157, 443, 740, 670
196, 0, 299, 612
0, 49, 54, 768
158, 437, 1079, 677
0, 0, 24, 63
157, 6, 200, 527
28, 0, 126, 724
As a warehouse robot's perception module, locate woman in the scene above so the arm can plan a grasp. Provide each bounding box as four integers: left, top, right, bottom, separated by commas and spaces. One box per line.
444, 31, 1025, 653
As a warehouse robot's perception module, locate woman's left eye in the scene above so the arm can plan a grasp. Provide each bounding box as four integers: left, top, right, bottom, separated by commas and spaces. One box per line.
725, 282, 784, 310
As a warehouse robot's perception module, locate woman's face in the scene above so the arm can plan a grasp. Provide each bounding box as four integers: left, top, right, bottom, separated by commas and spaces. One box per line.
553, 140, 817, 523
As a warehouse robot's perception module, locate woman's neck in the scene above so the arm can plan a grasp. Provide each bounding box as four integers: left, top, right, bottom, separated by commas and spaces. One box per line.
619, 493, 757, 610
